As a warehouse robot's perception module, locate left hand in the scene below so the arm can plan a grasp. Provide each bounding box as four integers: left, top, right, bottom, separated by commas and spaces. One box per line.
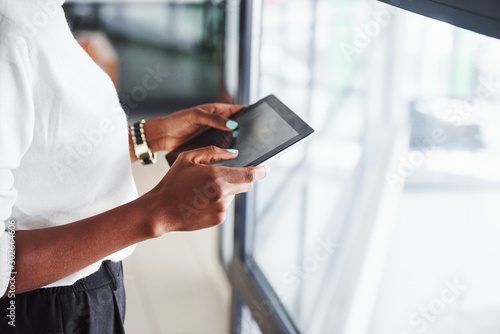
143, 103, 244, 153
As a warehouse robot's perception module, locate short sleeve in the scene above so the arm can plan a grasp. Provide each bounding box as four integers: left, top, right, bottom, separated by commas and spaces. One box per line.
0, 31, 36, 295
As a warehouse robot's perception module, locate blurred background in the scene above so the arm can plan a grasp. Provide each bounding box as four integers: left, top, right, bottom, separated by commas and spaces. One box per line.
63, 0, 500, 333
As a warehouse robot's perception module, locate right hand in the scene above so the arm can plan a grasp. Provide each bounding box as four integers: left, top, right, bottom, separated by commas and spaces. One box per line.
142, 146, 268, 236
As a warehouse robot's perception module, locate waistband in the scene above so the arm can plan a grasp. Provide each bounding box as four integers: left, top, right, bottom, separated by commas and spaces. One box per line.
28, 260, 122, 295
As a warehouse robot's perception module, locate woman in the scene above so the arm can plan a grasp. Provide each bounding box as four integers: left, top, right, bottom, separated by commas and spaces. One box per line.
0, 0, 267, 332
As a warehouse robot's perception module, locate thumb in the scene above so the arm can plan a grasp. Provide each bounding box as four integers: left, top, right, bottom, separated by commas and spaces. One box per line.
193, 110, 239, 131
182, 146, 239, 165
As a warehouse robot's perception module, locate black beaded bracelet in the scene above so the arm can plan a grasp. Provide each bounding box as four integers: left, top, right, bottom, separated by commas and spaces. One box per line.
130, 120, 157, 165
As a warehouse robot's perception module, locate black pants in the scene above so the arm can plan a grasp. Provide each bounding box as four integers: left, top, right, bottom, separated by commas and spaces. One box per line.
0, 261, 126, 334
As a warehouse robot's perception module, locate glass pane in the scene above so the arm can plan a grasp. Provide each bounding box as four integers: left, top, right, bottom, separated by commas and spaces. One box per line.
369, 9, 500, 334
251, 0, 375, 331
248, 0, 500, 333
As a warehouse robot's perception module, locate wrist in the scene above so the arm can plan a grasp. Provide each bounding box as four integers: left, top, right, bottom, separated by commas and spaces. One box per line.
143, 118, 167, 153
135, 190, 174, 238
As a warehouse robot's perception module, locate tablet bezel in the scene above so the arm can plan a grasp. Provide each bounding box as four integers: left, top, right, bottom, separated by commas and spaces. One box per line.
238, 94, 314, 167
165, 94, 314, 167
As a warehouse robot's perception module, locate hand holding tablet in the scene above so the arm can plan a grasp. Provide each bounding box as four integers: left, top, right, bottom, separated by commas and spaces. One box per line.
165, 95, 314, 167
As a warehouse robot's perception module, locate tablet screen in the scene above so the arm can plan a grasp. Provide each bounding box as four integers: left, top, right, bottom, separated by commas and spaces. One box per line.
211, 102, 298, 167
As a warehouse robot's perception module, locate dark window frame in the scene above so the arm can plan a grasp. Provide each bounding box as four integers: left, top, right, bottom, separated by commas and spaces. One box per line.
378, 0, 500, 39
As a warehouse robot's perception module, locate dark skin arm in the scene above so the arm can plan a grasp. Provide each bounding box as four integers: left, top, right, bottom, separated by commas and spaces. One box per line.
6, 104, 267, 296
10, 147, 267, 295
14, 198, 152, 294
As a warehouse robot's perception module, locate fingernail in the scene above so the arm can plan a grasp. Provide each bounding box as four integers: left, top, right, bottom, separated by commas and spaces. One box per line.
227, 149, 239, 154
226, 120, 239, 130
232, 130, 240, 138
264, 165, 271, 174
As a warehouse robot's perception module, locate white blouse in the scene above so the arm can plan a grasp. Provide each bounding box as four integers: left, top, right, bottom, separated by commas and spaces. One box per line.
0, 0, 138, 295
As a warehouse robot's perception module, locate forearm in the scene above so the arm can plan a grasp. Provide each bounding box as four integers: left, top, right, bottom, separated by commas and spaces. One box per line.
10, 197, 154, 295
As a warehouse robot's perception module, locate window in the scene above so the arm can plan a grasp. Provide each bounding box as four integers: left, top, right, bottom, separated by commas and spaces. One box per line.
226, 0, 500, 332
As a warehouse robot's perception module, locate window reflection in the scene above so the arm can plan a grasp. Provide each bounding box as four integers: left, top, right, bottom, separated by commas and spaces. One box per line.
249, 0, 500, 333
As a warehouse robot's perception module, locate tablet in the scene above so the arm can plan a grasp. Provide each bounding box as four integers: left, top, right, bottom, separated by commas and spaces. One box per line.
165, 95, 315, 167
